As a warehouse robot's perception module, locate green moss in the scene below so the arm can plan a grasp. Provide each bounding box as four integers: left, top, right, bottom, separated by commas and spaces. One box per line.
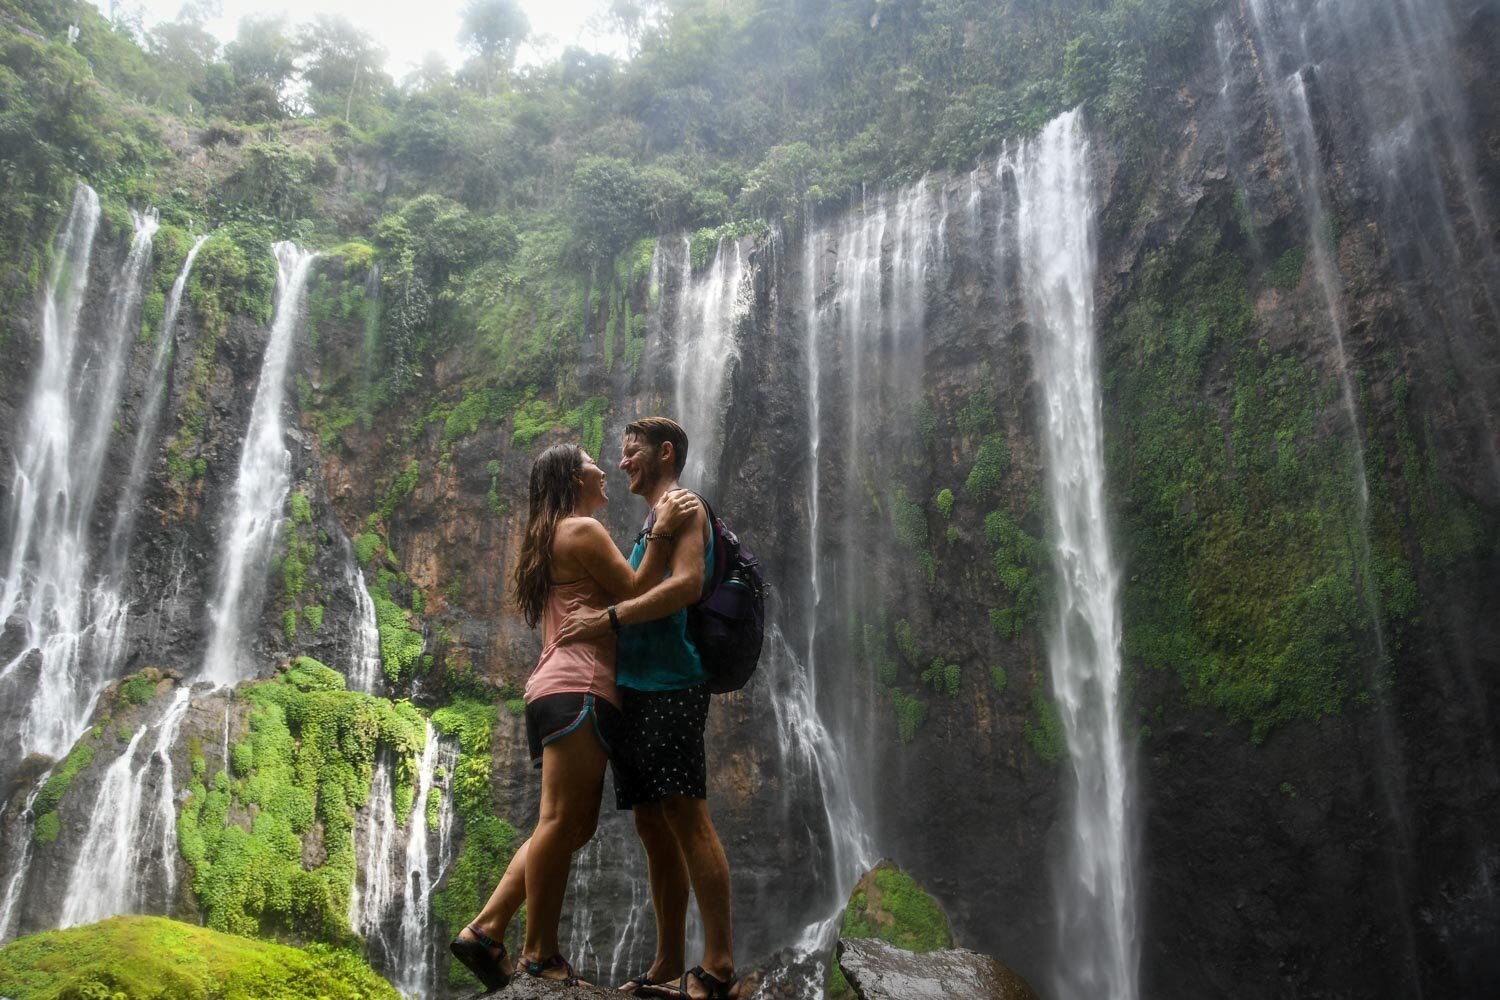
353, 533, 382, 566
282, 609, 298, 643
983, 509, 1043, 637
431, 700, 519, 982
892, 620, 919, 664
563, 396, 610, 459
511, 397, 560, 449
956, 363, 998, 437
304, 605, 325, 632
1024, 685, 1065, 765
372, 584, 425, 683
921, 658, 962, 697
1267, 246, 1305, 290
892, 489, 928, 551
34, 742, 97, 816
964, 434, 1011, 497
0, 915, 401, 999
829, 862, 953, 995
891, 690, 928, 745
990, 665, 1008, 694
176, 662, 425, 941
32, 811, 60, 845
290, 491, 313, 526
377, 460, 420, 520
935, 488, 954, 519
1105, 209, 1412, 742
117, 674, 156, 706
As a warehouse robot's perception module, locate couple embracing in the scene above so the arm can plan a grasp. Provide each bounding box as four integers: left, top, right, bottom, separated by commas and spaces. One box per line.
451, 417, 740, 1000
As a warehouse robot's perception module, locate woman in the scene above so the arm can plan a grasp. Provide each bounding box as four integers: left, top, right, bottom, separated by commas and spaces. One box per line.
450, 443, 693, 989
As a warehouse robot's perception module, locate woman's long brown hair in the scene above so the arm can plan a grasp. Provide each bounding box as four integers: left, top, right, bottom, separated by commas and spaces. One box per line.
511, 443, 584, 629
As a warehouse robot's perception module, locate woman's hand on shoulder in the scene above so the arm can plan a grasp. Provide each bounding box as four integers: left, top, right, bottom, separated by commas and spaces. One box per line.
653, 489, 700, 535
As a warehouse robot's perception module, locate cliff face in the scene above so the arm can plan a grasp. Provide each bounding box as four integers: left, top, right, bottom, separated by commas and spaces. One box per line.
1, 2, 1498, 998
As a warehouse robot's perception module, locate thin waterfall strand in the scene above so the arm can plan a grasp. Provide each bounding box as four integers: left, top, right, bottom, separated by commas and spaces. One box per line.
201, 244, 317, 687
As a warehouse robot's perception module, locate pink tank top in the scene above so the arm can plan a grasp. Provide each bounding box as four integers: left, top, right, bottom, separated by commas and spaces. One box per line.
524, 575, 619, 708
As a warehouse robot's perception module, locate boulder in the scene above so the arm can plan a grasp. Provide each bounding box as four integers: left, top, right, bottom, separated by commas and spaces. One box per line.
836, 937, 1040, 1000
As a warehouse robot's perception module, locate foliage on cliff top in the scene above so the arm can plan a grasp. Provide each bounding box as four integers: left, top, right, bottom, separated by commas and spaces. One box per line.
176, 659, 425, 941
0, 914, 399, 1000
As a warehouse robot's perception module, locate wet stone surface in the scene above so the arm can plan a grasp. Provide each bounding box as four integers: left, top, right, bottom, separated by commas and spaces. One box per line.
835, 937, 1040, 1000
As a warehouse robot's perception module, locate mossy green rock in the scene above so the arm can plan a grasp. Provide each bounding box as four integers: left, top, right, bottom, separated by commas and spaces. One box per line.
828, 860, 954, 998
0, 915, 401, 999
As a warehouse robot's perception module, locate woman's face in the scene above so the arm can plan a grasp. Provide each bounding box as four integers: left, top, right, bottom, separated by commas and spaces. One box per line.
575, 451, 608, 514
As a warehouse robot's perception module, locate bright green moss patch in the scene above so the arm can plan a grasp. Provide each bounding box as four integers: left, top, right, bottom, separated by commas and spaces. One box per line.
1024, 685, 1065, 765
0, 915, 400, 999
304, 605, 325, 631
176, 661, 426, 940
31, 812, 59, 845
353, 532, 382, 565
935, 488, 954, 519
964, 434, 1011, 497
891, 690, 928, 744
290, 491, 313, 525
829, 862, 954, 997
33, 742, 97, 816
117, 673, 157, 706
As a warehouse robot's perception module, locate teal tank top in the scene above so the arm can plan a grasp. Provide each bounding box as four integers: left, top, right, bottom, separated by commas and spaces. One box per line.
615, 514, 714, 692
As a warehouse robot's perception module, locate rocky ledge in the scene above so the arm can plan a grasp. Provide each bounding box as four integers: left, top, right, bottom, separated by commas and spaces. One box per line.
835, 937, 1039, 1000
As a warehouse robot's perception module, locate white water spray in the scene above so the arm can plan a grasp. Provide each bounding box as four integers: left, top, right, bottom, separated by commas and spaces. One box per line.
201, 243, 317, 687
673, 237, 749, 490
1011, 109, 1137, 1000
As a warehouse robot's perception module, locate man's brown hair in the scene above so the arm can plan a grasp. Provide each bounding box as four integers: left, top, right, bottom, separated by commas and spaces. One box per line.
625, 416, 689, 474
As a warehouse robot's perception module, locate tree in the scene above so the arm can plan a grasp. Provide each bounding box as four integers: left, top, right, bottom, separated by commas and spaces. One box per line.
457, 0, 529, 97
226, 14, 297, 89
299, 15, 390, 124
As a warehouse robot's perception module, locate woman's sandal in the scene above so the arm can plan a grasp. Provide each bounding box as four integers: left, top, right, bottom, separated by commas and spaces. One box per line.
523, 952, 586, 987
448, 924, 511, 992
646, 966, 740, 999
620, 971, 667, 996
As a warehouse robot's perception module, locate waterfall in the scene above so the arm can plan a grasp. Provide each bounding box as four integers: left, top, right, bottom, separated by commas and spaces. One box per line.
350, 725, 456, 998
59, 686, 192, 925
104, 234, 209, 577
672, 236, 749, 491
351, 755, 401, 958
341, 533, 382, 694
0, 189, 161, 763
1009, 109, 1136, 1000
201, 243, 317, 687
391, 727, 455, 998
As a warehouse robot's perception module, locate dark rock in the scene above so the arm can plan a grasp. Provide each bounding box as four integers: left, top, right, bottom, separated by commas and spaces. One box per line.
457, 976, 630, 999
836, 937, 1039, 1000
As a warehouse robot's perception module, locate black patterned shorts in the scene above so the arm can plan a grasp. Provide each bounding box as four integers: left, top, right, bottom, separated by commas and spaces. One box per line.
612, 684, 711, 809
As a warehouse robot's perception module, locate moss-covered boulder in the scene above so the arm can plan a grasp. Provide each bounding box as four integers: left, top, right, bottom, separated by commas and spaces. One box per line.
0, 915, 400, 999
828, 859, 954, 998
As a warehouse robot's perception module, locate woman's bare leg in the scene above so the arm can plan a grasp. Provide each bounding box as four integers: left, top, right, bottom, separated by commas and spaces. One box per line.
522, 723, 607, 977
457, 837, 531, 963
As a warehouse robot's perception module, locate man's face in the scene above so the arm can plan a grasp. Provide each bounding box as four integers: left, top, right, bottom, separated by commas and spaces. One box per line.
619, 432, 665, 497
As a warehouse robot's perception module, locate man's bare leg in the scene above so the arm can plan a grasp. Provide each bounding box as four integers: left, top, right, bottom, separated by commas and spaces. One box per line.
661, 796, 734, 994
626, 801, 690, 987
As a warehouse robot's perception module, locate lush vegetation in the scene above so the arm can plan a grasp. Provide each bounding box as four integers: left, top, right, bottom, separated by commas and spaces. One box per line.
0, 915, 400, 999
828, 861, 954, 997
175, 659, 425, 939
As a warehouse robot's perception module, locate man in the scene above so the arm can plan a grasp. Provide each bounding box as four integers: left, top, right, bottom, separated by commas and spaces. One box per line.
554, 416, 739, 1000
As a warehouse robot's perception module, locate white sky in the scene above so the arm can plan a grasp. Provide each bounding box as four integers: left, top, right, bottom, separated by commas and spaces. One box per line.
100, 0, 628, 78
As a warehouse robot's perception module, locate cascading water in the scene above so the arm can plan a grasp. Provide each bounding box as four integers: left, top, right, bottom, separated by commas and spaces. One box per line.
672, 236, 748, 491
104, 233, 209, 577
350, 725, 457, 998
0, 189, 161, 766
391, 728, 456, 998
59, 686, 193, 926
1009, 109, 1137, 1000
351, 755, 401, 959
201, 243, 317, 687
342, 533, 383, 694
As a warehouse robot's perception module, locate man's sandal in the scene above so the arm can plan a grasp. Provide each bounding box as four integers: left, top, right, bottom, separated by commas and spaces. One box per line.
448, 924, 511, 992
523, 952, 586, 987
646, 966, 740, 999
